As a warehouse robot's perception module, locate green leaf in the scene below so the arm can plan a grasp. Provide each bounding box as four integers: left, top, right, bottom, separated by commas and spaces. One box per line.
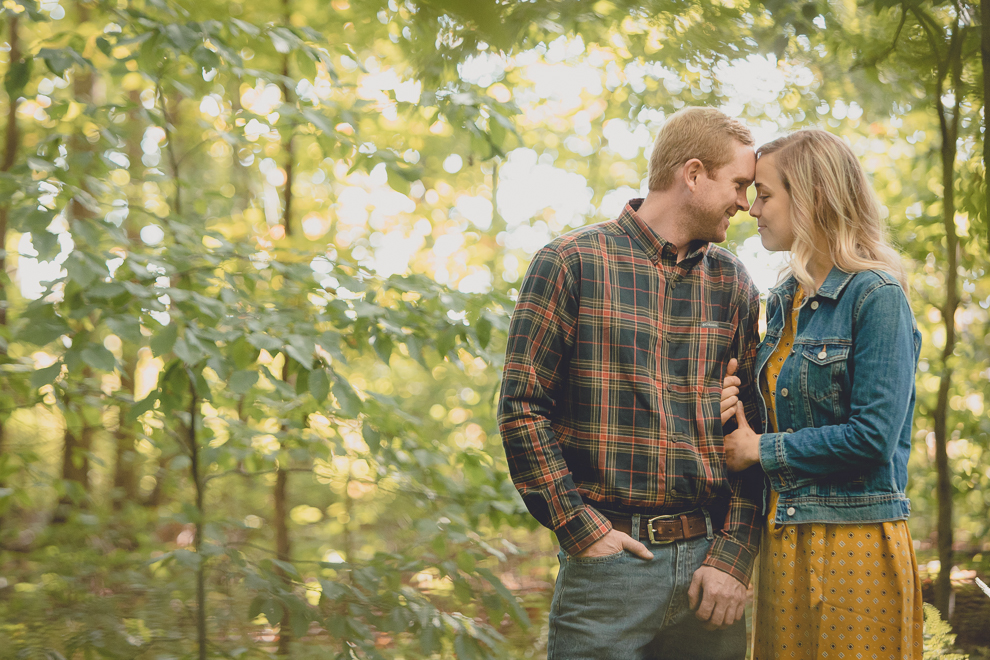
174, 336, 206, 365
248, 595, 265, 620
386, 164, 411, 195
4, 58, 32, 97
261, 599, 284, 626
271, 559, 299, 577
26, 157, 54, 173
106, 316, 143, 344
127, 393, 159, 422
31, 231, 60, 262
151, 323, 178, 357
456, 551, 476, 573
436, 326, 456, 358
192, 45, 220, 70
247, 332, 282, 352
18, 305, 69, 345
163, 24, 199, 52
362, 425, 381, 453
230, 336, 261, 369
37, 47, 88, 76
285, 334, 315, 367
30, 361, 62, 389
289, 610, 310, 639
477, 567, 530, 626
81, 345, 116, 372
230, 370, 259, 395
230, 18, 261, 37
332, 379, 362, 418
295, 49, 317, 79
308, 369, 330, 402
475, 316, 492, 349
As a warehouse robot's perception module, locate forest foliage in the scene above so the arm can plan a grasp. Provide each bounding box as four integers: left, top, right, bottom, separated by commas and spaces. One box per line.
0, 0, 987, 658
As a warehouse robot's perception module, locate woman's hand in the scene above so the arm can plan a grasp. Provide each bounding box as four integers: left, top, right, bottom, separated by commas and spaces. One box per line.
720, 358, 741, 425
723, 402, 761, 472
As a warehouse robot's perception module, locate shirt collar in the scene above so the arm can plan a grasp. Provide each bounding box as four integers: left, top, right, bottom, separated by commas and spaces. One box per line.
617, 199, 710, 265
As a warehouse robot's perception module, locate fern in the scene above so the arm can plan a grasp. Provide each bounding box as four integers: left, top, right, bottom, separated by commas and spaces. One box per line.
923, 603, 968, 660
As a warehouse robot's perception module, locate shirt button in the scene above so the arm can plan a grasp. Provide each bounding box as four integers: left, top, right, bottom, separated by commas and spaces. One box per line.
786, 507, 796, 516
780, 388, 789, 397
810, 301, 819, 310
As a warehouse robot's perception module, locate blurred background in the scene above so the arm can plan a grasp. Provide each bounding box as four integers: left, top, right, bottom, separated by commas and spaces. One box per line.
0, 0, 987, 657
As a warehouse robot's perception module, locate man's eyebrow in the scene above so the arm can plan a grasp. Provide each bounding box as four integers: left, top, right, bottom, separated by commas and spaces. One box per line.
733, 176, 753, 184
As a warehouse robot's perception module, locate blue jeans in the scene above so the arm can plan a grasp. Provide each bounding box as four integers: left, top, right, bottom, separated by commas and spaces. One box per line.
547, 535, 746, 660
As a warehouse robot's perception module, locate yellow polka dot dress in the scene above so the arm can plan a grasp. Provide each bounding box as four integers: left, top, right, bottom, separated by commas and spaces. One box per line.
753, 287, 924, 660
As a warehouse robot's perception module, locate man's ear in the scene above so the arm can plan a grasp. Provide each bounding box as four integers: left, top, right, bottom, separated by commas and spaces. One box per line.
682, 158, 706, 192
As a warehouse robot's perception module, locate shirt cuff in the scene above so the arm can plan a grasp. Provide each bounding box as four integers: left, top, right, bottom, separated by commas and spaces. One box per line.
702, 536, 757, 586
554, 505, 612, 556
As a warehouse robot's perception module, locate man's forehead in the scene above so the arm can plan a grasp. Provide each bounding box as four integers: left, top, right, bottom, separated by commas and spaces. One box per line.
731, 146, 756, 178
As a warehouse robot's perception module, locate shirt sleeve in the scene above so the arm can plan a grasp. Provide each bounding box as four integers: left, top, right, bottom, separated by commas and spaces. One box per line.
702, 275, 764, 584
498, 245, 612, 555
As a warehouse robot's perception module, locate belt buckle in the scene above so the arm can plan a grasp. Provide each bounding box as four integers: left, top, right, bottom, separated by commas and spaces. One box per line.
646, 513, 680, 545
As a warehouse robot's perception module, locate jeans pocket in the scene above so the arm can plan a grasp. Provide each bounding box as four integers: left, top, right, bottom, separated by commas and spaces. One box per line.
568, 550, 626, 564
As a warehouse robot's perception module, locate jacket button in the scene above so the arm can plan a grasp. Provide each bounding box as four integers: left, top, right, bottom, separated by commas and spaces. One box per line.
810, 301, 819, 310
785, 428, 794, 433
781, 388, 789, 397
786, 507, 796, 516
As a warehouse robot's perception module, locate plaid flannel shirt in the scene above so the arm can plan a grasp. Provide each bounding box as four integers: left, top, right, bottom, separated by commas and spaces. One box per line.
498, 199, 764, 585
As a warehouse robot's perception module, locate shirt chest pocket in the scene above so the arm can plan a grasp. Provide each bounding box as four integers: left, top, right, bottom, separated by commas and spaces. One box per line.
798, 342, 851, 409
666, 321, 735, 385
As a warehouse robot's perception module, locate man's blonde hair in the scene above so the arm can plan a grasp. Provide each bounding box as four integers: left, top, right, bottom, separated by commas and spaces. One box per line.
647, 107, 754, 191
756, 129, 907, 295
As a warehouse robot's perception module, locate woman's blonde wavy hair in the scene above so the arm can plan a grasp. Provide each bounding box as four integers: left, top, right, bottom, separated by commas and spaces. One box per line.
756, 129, 907, 296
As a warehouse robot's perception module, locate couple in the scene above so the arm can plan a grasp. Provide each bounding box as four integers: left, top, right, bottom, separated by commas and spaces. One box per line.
498, 107, 924, 659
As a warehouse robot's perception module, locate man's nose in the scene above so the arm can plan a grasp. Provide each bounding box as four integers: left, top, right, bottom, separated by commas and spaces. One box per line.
737, 192, 751, 213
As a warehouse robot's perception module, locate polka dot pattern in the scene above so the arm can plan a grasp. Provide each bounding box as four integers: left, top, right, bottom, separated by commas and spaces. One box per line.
752, 288, 924, 659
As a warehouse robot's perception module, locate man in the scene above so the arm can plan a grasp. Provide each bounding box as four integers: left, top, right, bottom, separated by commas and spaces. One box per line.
498, 106, 764, 660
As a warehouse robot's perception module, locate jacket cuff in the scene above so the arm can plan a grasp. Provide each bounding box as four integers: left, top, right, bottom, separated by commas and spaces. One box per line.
702, 537, 756, 586
554, 506, 612, 555
759, 431, 792, 491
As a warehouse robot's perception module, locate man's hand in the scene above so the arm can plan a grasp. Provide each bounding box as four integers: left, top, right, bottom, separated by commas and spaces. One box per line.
720, 358, 741, 425
723, 401, 761, 472
574, 529, 654, 560
687, 565, 747, 629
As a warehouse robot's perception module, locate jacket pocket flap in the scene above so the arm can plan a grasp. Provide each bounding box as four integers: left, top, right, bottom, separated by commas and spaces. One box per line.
800, 343, 850, 365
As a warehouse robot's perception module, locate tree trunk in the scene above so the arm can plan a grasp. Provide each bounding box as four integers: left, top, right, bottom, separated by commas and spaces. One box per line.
274, 466, 292, 655
53, 393, 95, 523
932, 30, 962, 618
274, 359, 293, 655
112, 359, 139, 509
279, 0, 294, 239
0, 13, 22, 536
982, 0, 990, 248
187, 380, 207, 660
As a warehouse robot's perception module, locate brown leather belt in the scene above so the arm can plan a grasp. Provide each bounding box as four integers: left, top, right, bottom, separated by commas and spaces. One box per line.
604, 509, 712, 545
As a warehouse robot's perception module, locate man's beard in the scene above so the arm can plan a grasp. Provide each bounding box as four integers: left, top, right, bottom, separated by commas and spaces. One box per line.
691, 197, 729, 243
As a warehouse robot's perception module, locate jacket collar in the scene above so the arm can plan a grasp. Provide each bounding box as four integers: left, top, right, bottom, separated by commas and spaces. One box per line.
815, 267, 856, 299
769, 266, 854, 300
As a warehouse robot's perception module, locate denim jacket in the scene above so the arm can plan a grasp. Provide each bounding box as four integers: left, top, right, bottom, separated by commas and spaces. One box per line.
755, 267, 921, 525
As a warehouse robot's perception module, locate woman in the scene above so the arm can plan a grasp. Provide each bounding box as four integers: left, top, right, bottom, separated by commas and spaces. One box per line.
720, 129, 924, 659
